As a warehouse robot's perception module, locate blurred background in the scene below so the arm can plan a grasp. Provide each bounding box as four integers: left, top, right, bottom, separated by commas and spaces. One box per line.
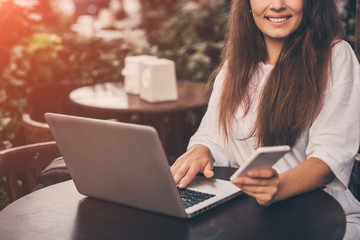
0, 0, 358, 150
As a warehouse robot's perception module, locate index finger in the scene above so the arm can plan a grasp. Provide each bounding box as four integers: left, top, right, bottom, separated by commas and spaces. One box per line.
177, 167, 200, 188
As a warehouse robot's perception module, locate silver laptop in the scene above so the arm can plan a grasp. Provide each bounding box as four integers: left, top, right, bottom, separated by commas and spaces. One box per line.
45, 113, 242, 218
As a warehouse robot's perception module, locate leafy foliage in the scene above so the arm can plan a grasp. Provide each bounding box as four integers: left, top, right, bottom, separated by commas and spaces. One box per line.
340, 0, 357, 48
0, 0, 156, 150
0, 0, 60, 73
141, 0, 230, 82
4, 32, 153, 87
0, 177, 9, 211
0, 0, 49, 149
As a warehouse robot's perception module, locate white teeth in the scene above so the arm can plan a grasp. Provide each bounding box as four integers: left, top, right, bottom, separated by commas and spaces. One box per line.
268, 17, 288, 23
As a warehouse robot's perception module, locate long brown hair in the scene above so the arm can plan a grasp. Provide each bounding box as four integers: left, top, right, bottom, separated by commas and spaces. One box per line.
216, 0, 344, 147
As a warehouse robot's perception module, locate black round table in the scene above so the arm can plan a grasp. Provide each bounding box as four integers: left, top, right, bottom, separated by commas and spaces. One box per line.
0, 167, 346, 240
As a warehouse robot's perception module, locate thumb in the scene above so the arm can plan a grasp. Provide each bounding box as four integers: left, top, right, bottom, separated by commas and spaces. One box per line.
202, 162, 214, 178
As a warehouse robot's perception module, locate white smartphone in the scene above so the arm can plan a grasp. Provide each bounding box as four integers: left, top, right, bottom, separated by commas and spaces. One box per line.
230, 145, 291, 180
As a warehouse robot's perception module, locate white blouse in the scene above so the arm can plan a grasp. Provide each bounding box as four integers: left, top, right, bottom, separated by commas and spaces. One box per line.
188, 40, 360, 238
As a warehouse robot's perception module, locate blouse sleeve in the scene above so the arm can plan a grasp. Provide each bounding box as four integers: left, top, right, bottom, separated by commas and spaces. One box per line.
187, 66, 234, 166
306, 41, 360, 190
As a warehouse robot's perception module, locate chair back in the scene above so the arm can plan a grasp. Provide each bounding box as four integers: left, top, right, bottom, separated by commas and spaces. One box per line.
349, 151, 360, 201
26, 80, 90, 123
22, 80, 90, 144
0, 142, 61, 203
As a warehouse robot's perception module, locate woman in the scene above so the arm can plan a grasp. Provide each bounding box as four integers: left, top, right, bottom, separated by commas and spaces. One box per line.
170, 0, 360, 239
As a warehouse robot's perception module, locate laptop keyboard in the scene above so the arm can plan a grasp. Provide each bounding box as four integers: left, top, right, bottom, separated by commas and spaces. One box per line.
178, 188, 215, 209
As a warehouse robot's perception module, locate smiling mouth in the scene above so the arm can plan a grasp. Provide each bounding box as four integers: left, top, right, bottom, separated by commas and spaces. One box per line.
266, 16, 291, 23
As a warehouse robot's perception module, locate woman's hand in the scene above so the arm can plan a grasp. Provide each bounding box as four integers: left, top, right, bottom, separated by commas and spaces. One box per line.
231, 168, 280, 206
170, 145, 214, 188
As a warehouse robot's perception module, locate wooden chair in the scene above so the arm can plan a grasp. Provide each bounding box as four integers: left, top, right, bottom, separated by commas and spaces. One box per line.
26, 80, 90, 123
349, 151, 360, 201
23, 80, 90, 144
0, 141, 61, 203
22, 113, 54, 144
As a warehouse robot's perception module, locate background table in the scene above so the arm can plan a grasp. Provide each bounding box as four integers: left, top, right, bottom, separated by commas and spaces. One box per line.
69, 81, 210, 161
0, 167, 346, 240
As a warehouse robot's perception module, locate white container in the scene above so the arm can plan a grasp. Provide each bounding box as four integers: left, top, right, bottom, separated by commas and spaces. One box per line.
121, 55, 158, 95
140, 58, 178, 103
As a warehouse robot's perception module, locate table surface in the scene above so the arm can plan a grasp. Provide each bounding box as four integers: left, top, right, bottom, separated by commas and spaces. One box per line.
69, 81, 210, 113
0, 167, 346, 240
